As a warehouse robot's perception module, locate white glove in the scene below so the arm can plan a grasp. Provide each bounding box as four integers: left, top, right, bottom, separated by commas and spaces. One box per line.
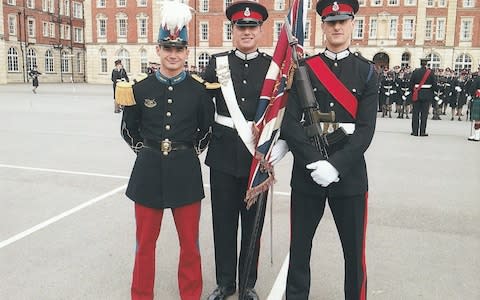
467, 95, 472, 101
405, 91, 410, 96
402, 95, 406, 101
385, 92, 390, 96
438, 100, 443, 105
306, 160, 340, 187
434, 96, 439, 101
269, 139, 289, 165
455, 86, 462, 92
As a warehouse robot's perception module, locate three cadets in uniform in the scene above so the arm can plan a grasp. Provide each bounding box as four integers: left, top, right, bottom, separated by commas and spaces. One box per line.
118, 2, 214, 299
202, 2, 270, 299
281, 0, 377, 299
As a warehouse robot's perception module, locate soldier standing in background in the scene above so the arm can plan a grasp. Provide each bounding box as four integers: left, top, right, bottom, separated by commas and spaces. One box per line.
118, 2, 214, 299
202, 1, 271, 299
409, 58, 436, 136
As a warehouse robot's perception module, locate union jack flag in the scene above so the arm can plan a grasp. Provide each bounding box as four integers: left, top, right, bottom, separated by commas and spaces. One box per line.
245, 0, 306, 208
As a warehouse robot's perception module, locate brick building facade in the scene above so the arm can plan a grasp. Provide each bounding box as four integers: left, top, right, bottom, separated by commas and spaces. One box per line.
1, 0, 479, 84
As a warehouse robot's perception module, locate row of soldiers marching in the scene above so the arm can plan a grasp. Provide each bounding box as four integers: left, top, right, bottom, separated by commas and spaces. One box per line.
378, 66, 479, 122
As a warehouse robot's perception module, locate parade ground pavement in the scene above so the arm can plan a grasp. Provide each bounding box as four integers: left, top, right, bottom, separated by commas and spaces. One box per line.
1, 83, 479, 300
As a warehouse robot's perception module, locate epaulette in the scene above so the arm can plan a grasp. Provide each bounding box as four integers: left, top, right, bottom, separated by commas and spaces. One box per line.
352, 51, 374, 65
212, 50, 232, 58
115, 81, 135, 106
191, 74, 221, 90
134, 73, 148, 83
260, 52, 272, 60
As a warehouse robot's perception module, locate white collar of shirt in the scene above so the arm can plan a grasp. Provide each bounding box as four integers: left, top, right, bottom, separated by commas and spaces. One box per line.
234, 49, 259, 60
323, 49, 350, 61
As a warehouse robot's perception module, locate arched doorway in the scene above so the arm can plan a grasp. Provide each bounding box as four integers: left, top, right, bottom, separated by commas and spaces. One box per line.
373, 52, 390, 71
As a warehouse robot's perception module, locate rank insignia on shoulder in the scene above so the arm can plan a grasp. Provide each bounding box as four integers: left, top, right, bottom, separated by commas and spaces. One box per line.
134, 73, 148, 83
144, 98, 157, 108
115, 82, 136, 106
191, 74, 221, 90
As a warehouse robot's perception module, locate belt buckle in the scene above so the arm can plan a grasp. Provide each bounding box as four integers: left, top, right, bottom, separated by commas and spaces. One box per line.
161, 139, 172, 155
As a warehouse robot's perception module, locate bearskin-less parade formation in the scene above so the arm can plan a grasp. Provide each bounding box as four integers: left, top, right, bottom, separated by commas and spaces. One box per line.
377, 62, 480, 141
113, 0, 479, 299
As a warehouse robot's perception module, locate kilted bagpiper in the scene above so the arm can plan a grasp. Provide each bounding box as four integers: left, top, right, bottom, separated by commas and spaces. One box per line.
118, 2, 214, 299
468, 70, 480, 141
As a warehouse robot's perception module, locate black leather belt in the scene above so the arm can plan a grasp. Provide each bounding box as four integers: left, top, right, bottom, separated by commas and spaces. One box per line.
144, 139, 193, 155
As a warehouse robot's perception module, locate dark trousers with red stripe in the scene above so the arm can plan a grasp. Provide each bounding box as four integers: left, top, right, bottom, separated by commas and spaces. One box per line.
411, 100, 430, 135
209, 169, 267, 290
286, 190, 368, 300
131, 202, 202, 300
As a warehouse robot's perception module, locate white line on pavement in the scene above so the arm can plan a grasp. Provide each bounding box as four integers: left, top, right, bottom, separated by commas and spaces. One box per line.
267, 253, 289, 300
0, 163, 130, 179
0, 184, 127, 249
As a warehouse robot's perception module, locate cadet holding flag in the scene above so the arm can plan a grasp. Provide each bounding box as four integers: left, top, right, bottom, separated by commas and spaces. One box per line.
281, 0, 378, 299
118, 2, 214, 299
201, 1, 271, 299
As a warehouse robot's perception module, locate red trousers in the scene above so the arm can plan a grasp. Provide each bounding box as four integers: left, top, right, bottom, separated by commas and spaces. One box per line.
131, 202, 202, 300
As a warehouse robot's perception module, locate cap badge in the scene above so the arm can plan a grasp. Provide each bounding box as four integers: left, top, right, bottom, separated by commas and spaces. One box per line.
244, 7, 251, 17
332, 2, 339, 12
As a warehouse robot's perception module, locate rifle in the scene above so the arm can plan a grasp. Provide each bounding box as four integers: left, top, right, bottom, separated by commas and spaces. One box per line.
284, 17, 346, 159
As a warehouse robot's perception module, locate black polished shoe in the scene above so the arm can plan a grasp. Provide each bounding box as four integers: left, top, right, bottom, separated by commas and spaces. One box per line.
244, 288, 259, 300
207, 285, 236, 300
420, 133, 429, 136
410, 132, 418, 136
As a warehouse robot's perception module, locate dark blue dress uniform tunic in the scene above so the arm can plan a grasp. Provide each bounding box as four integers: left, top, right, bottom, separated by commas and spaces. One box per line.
203, 50, 271, 177
121, 72, 214, 209
282, 51, 378, 198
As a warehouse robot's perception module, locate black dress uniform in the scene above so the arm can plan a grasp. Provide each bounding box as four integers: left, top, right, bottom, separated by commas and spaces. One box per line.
409, 59, 436, 136
282, 48, 377, 300
202, 48, 271, 294
121, 71, 214, 209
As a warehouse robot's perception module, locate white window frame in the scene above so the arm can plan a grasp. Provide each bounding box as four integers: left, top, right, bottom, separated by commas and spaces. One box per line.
74, 27, 83, 43
223, 22, 232, 41
424, 18, 433, 40
463, 0, 474, 8
118, 0, 126, 7
98, 18, 107, 38
274, 0, 286, 10
404, 0, 416, 6
100, 49, 108, 73
388, 0, 399, 6
460, 18, 473, 41
371, 0, 382, 6
199, 0, 208, 12
137, 0, 147, 7
117, 16, 128, 37
45, 50, 54, 73
304, 20, 311, 41
27, 18, 36, 37
273, 21, 283, 41
137, 16, 148, 38
388, 17, 398, 39
200, 22, 209, 41
426, 0, 434, 7
8, 15, 17, 36
353, 18, 364, 39
402, 17, 415, 40
369, 18, 377, 39
436, 18, 445, 41
97, 0, 106, 8
27, 0, 35, 8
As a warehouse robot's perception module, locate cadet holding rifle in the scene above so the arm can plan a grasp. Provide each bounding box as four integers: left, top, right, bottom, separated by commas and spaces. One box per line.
281, 0, 378, 299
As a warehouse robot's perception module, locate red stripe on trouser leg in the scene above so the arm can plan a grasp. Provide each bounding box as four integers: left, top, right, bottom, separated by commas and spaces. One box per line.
131, 203, 164, 300
359, 192, 368, 300
172, 201, 202, 300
